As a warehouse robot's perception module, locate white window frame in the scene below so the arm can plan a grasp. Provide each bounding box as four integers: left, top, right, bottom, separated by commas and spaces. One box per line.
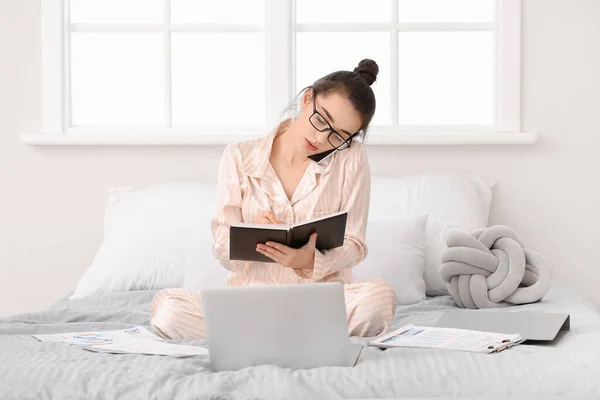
23, 0, 537, 146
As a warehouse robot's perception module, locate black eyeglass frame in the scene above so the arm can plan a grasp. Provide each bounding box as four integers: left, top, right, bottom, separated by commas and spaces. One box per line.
308, 93, 363, 151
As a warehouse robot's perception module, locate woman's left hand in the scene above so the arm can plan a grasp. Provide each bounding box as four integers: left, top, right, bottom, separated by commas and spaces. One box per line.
256, 233, 318, 271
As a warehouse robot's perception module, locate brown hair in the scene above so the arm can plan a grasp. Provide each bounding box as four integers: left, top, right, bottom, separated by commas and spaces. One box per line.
310, 59, 378, 135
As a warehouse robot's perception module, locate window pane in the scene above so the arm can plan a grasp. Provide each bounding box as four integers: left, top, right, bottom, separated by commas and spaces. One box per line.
171, 33, 266, 127
70, 33, 164, 126
296, 33, 390, 125
171, 0, 265, 24
70, 0, 164, 23
397, 32, 494, 125
398, 0, 494, 22
296, 0, 390, 23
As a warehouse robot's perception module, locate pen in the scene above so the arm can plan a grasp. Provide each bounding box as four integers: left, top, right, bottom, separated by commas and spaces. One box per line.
490, 341, 512, 353
268, 205, 276, 222
269, 205, 283, 224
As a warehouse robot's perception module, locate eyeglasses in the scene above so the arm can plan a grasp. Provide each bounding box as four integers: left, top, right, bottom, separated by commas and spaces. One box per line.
308, 95, 361, 151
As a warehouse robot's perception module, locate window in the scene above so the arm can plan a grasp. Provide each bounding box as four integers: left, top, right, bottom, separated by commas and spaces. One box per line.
34, 0, 527, 145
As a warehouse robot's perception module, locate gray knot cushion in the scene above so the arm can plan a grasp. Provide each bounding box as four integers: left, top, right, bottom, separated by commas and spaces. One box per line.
439, 225, 551, 309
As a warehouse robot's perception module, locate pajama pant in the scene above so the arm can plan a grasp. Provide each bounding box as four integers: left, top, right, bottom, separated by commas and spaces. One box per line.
150, 278, 396, 339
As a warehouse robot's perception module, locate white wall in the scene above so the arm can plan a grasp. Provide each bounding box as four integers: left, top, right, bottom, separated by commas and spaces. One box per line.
1, 0, 599, 317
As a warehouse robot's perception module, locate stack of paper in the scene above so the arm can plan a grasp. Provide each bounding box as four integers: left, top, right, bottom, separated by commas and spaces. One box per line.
33, 326, 208, 358
84, 339, 208, 357
370, 324, 524, 353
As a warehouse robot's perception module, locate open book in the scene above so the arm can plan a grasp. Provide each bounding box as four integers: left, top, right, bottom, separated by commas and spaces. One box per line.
229, 211, 347, 262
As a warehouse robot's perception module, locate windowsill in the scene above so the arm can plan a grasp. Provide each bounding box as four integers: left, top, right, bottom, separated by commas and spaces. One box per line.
21, 132, 539, 146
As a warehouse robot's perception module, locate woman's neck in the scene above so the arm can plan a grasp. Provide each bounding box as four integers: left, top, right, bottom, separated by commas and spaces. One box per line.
271, 124, 308, 167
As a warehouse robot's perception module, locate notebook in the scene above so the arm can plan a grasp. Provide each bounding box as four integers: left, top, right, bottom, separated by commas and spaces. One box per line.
229, 211, 348, 262
435, 311, 571, 343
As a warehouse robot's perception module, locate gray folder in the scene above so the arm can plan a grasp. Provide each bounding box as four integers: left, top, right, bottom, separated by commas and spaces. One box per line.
435, 311, 570, 343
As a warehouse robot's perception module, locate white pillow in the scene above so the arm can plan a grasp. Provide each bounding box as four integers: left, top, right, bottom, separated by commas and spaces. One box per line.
181, 229, 230, 291
102, 182, 216, 239
70, 182, 220, 299
71, 172, 493, 299
369, 172, 495, 296
352, 215, 428, 305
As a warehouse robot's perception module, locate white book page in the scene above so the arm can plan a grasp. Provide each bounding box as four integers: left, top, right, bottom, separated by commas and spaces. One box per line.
229, 210, 347, 230
230, 222, 289, 230
290, 210, 347, 229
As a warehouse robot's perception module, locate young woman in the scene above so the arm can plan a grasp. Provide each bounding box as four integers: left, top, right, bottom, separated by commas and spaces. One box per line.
151, 59, 396, 339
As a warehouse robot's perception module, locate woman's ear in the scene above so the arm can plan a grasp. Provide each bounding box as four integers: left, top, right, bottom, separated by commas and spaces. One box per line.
300, 88, 313, 110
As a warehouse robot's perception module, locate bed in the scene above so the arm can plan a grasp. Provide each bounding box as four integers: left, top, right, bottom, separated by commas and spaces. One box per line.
2, 283, 600, 399
4, 176, 599, 399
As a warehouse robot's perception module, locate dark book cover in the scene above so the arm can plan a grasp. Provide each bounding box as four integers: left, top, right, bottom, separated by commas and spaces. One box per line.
229, 211, 347, 263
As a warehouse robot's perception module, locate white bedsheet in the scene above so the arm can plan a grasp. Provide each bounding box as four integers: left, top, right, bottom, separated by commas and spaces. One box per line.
1, 284, 599, 399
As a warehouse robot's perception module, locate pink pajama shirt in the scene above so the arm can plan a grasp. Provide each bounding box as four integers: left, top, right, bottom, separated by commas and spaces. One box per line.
151, 129, 396, 339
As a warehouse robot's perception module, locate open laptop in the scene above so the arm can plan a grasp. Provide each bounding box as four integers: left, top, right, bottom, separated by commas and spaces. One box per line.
202, 282, 363, 371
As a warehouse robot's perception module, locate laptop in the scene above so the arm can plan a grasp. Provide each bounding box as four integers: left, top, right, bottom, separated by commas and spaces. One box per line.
435, 310, 571, 344
202, 282, 363, 371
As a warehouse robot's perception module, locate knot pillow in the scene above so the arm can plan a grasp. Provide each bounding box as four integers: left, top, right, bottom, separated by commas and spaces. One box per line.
439, 225, 551, 309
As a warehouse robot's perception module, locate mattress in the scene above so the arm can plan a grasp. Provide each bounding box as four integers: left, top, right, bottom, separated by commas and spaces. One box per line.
1, 284, 599, 400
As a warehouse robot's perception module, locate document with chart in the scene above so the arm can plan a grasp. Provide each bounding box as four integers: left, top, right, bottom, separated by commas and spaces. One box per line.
370, 324, 524, 353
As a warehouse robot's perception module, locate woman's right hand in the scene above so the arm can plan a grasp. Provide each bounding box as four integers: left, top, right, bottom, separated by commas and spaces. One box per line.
256, 209, 284, 225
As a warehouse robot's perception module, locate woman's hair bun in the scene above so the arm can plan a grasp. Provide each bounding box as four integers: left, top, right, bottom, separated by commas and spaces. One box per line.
353, 59, 379, 86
